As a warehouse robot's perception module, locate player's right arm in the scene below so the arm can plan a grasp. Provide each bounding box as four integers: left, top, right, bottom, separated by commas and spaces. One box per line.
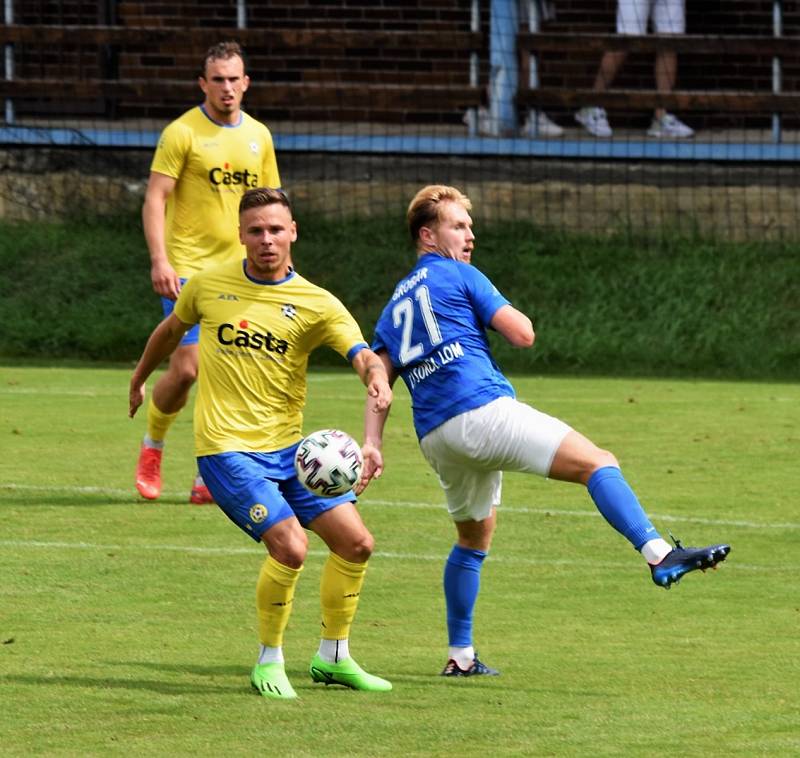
129, 313, 192, 418
142, 171, 181, 300
490, 304, 535, 348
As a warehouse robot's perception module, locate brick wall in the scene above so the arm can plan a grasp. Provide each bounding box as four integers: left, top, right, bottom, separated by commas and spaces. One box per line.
10, 0, 799, 127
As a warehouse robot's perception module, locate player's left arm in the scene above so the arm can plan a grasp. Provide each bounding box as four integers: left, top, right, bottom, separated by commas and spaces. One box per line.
352, 347, 392, 413
355, 350, 396, 495
129, 313, 192, 418
464, 265, 533, 348
490, 304, 535, 348
324, 301, 392, 490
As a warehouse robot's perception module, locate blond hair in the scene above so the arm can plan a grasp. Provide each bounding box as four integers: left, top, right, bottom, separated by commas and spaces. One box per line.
406, 185, 472, 245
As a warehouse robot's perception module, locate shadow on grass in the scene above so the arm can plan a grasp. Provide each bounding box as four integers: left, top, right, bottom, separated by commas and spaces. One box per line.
106, 660, 246, 678
107, 660, 428, 693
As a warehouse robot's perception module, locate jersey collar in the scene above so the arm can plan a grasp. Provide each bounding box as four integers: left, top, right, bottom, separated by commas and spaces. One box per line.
199, 104, 243, 128
242, 260, 296, 285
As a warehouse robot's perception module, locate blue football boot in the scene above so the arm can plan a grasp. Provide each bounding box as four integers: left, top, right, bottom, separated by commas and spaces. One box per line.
651, 535, 730, 589
440, 655, 499, 677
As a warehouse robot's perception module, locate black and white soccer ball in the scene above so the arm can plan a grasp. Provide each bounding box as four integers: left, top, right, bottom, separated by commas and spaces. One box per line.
293, 429, 364, 498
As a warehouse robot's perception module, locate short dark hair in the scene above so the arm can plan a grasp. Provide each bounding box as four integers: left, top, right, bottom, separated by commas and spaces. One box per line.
201, 41, 247, 78
239, 187, 292, 216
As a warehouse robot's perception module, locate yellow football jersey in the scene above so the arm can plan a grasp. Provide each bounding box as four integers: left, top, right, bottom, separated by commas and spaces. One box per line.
151, 106, 281, 277
173, 260, 368, 455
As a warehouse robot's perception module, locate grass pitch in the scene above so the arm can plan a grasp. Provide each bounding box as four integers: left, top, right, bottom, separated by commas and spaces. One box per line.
1, 365, 798, 756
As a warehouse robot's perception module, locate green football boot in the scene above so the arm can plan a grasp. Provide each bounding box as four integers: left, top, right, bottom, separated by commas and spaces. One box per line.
309, 654, 392, 692
250, 662, 298, 700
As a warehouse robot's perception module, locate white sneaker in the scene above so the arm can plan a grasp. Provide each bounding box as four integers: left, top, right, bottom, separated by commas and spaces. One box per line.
575, 107, 612, 138
521, 110, 564, 138
475, 106, 496, 136
647, 112, 694, 139
471, 106, 515, 137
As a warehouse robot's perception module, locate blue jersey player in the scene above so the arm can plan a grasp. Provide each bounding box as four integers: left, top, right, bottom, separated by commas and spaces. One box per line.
358, 185, 730, 677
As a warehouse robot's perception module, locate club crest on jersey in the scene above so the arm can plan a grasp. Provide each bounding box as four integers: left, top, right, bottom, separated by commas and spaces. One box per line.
249, 503, 268, 523
249, 141, 259, 154
281, 304, 297, 319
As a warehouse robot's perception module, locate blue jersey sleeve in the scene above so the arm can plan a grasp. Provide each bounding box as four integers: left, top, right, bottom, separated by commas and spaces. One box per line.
461, 264, 510, 327
370, 330, 387, 355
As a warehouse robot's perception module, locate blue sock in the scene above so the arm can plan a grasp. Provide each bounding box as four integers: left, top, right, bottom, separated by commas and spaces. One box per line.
587, 466, 660, 550
443, 544, 487, 647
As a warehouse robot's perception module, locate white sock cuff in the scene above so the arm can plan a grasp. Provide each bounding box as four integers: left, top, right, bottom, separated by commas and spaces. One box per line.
448, 645, 475, 669
641, 538, 673, 565
318, 638, 349, 663
257, 645, 284, 665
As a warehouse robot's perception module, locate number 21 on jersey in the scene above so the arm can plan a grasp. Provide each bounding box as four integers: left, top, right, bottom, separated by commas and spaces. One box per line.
392, 285, 442, 365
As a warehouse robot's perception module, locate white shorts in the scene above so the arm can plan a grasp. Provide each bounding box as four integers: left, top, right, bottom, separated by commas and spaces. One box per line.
419, 396, 572, 523
617, 0, 685, 35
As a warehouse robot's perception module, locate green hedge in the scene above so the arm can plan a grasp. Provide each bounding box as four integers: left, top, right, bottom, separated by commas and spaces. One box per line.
1, 212, 798, 379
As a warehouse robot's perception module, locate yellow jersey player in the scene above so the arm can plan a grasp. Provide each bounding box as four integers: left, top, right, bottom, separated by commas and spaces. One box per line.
136, 41, 281, 504
129, 187, 393, 700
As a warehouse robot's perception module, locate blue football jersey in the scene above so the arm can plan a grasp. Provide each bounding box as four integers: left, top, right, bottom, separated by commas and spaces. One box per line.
372, 253, 515, 439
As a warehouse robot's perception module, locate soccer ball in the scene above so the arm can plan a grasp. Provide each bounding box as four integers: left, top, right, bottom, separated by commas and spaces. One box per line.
294, 429, 364, 498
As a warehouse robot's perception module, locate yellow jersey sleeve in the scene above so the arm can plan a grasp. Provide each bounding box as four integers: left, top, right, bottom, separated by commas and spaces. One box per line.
260, 130, 281, 190
151, 119, 191, 180
172, 274, 202, 326
305, 292, 368, 362
150, 107, 281, 278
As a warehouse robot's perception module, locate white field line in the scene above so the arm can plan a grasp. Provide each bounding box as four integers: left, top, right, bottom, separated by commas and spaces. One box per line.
0, 390, 100, 397
3, 385, 797, 405
3, 380, 797, 400
2, 482, 798, 531
0, 388, 365, 401
0, 375, 356, 398
365, 498, 800, 531
0, 539, 783, 572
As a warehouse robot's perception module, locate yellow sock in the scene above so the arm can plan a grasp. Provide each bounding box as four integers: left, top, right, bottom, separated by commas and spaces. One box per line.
320, 552, 367, 640
146, 400, 181, 443
256, 556, 302, 647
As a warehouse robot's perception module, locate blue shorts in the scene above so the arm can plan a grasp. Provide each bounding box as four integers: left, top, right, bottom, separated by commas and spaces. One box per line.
161, 278, 199, 346
197, 444, 356, 542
